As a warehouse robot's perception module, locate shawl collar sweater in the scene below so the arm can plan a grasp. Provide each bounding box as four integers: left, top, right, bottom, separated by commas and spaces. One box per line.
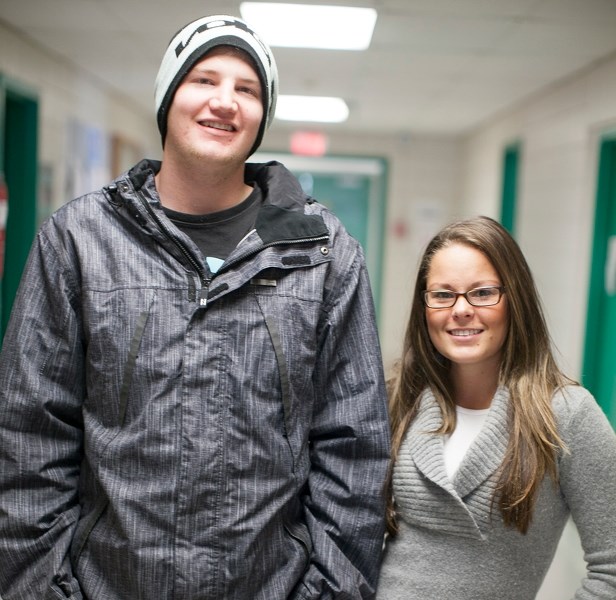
398, 386, 510, 539
378, 385, 616, 600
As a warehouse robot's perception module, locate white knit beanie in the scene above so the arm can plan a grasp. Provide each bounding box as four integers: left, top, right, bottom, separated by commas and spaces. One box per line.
155, 15, 278, 155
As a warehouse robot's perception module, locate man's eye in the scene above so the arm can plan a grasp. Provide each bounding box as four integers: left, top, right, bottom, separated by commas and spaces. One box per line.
239, 86, 258, 97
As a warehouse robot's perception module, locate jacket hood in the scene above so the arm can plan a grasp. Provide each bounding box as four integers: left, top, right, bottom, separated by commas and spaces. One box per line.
124, 158, 305, 209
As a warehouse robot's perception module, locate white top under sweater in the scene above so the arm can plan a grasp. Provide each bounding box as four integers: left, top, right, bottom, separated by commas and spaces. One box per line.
443, 405, 490, 479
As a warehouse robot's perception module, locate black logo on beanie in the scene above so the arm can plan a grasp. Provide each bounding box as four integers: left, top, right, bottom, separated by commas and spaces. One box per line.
175, 17, 266, 59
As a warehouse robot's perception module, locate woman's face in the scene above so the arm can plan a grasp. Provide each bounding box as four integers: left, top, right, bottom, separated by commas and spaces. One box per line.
424, 243, 508, 378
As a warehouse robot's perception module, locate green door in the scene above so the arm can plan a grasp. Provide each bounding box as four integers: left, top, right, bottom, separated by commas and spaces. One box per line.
0, 75, 39, 340
294, 165, 386, 320
305, 173, 370, 251
583, 137, 616, 425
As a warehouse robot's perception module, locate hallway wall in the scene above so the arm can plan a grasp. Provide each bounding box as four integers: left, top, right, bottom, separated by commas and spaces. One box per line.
0, 20, 161, 215
462, 51, 616, 380
262, 128, 463, 368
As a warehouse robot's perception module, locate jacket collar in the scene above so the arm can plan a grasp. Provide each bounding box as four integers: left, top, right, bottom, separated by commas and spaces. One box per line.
123, 159, 329, 245
246, 161, 329, 244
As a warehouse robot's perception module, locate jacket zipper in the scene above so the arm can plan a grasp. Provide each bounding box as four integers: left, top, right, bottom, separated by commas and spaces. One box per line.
134, 190, 212, 303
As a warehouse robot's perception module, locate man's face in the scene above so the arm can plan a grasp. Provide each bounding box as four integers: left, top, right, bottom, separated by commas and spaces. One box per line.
164, 46, 264, 166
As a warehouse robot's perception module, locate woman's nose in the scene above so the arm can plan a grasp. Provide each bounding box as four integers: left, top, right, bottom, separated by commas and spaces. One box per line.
451, 294, 474, 316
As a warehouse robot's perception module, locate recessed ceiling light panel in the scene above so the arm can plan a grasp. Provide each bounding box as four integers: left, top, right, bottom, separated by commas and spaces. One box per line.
240, 3, 377, 50
276, 95, 349, 123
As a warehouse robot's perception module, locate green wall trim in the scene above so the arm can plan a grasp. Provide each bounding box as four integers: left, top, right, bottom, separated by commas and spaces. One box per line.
500, 143, 521, 235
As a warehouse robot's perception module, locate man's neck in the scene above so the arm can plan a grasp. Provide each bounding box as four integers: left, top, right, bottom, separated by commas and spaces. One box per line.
155, 155, 252, 215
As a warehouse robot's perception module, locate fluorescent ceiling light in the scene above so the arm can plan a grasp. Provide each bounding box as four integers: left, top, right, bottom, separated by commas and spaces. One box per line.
275, 95, 349, 123
240, 3, 377, 50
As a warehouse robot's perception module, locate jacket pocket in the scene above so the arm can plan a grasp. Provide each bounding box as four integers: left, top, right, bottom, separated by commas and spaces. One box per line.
284, 519, 313, 564
48, 571, 84, 599
117, 305, 153, 427
284, 520, 314, 600
70, 495, 109, 567
262, 313, 296, 470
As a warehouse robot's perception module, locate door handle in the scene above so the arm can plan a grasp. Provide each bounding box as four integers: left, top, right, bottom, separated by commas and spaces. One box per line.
606, 235, 616, 296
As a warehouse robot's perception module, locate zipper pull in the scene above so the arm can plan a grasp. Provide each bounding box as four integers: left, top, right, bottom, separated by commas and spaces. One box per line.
198, 278, 211, 306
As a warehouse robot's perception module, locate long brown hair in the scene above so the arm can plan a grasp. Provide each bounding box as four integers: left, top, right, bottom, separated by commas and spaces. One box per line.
387, 216, 572, 535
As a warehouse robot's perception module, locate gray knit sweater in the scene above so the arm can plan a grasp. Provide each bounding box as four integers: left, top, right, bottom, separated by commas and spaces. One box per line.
377, 385, 616, 599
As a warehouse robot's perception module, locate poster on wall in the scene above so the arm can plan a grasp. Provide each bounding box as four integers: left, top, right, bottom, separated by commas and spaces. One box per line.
65, 119, 111, 201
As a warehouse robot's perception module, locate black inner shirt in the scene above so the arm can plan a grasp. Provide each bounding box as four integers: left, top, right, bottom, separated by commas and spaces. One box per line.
163, 185, 262, 274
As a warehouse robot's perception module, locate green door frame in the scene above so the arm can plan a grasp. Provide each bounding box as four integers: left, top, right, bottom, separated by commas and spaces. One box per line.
500, 143, 521, 235
582, 134, 616, 424
0, 74, 39, 340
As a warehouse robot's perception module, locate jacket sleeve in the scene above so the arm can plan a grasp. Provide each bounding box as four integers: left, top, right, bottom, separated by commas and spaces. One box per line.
292, 235, 391, 600
0, 227, 86, 599
556, 388, 616, 599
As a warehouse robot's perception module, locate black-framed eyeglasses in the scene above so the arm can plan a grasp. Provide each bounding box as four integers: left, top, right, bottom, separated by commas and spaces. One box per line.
423, 286, 505, 309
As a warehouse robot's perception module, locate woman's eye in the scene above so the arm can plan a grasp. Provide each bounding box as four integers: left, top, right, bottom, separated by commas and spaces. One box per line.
474, 287, 496, 298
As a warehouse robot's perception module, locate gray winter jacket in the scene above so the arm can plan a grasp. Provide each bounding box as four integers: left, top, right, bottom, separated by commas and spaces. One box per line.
0, 159, 390, 600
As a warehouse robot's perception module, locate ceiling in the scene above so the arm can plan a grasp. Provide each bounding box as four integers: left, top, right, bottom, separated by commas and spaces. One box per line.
2, 0, 616, 137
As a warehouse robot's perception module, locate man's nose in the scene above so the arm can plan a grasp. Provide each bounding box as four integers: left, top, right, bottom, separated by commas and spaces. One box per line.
210, 84, 238, 112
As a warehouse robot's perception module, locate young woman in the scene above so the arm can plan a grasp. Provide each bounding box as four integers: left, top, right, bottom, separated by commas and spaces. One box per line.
377, 216, 616, 599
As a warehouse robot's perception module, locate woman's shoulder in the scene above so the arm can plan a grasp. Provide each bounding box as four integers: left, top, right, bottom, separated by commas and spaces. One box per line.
551, 383, 593, 408
551, 384, 614, 440
551, 384, 596, 419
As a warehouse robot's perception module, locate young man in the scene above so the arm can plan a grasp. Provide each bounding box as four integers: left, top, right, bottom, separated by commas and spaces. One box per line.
0, 15, 390, 600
